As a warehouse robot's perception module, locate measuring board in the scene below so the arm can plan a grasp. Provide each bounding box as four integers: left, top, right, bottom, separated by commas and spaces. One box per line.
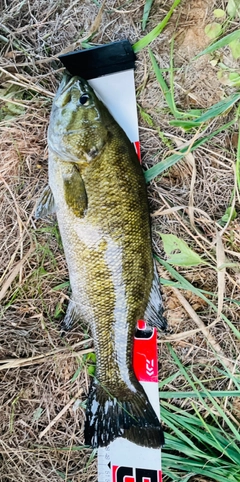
59, 40, 163, 482
98, 321, 162, 482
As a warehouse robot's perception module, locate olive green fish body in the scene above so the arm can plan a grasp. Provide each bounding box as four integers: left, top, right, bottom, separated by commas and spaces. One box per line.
40, 75, 166, 447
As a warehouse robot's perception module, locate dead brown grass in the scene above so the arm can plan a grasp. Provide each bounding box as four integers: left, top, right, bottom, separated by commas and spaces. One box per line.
0, 0, 239, 481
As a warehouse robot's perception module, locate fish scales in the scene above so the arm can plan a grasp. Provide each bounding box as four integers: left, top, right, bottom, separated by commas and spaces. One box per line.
36, 74, 167, 448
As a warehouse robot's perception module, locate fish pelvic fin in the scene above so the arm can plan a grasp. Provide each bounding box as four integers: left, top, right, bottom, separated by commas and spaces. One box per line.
84, 378, 164, 448
61, 299, 78, 333
35, 185, 56, 219
144, 261, 167, 331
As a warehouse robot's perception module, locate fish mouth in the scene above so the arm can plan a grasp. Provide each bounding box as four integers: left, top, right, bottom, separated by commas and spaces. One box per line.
60, 72, 89, 95
56, 73, 90, 107
54, 74, 83, 109
60, 72, 78, 94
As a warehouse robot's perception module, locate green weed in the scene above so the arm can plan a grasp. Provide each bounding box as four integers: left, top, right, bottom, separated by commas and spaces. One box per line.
162, 403, 240, 481
133, 0, 182, 53
142, 0, 154, 30
144, 119, 235, 182
160, 345, 240, 481
156, 256, 240, 340
158, 233, 207, 267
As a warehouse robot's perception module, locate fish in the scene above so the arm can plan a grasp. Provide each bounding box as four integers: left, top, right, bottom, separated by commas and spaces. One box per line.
36, 73, 167, 448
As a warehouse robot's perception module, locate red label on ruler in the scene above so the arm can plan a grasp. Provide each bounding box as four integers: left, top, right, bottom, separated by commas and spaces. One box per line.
112, 465, 162, 482
134, 141, 141, 162
133, 321, 158, 382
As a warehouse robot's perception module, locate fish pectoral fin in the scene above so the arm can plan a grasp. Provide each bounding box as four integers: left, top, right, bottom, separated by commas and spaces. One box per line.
61, 299, 79, 332
35, 185, 56, 219
63, 165, 87, 218
84, 378, 164, 448
144, 260, 167, 331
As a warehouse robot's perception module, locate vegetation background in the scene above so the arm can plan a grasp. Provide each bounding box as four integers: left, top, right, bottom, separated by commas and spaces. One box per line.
0, 0, 239, 481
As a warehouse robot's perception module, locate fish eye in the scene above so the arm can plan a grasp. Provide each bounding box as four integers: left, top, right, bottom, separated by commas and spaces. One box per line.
79, 93, 90, 106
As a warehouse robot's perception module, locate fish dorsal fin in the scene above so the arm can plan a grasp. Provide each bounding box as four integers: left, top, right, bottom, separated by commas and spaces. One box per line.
144, 261, 167, 331
35, 185, 56, 219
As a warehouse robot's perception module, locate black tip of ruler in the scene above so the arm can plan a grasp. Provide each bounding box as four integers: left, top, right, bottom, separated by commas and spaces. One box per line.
135, 326, 153, 339
58, 39, 136, 79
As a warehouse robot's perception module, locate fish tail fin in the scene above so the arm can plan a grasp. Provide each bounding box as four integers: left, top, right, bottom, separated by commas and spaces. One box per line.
84, 379, 164, 448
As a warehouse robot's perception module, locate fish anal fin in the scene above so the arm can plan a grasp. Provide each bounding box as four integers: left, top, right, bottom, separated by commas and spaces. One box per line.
35, 185, 55, 219
144, 261, 167, 331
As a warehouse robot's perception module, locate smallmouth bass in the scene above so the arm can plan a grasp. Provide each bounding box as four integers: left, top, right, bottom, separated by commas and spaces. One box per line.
36, 74, 167, 448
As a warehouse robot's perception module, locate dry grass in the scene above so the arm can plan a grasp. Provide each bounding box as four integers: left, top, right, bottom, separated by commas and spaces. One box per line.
0, 0, 240, 481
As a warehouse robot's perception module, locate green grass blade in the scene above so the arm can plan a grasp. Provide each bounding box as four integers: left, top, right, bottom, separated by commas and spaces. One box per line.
149, 46, 202, 121
192, 93, 240, 123
169, 119, 204, 128
145, 149, 186, 182
156, 256, 240, 340
160, 390, 240, 398
162, 402, 240, 464
164, 346, 240, 460
133, 0, 182, 53
162, 444, 239, 479
169, 36, 179, 118
161, 410, 204, 454
158, 371, 181, 388
170, 93, 240, 127
192, 373, 240, 441
160, 277, 215, 294
191, 406, 240, 464
214, 367, 240, 390
142, 0, 154, 30
162, 400, 236, 431
160, 277, 240, 306
162, 456, 239, 481
52, 281, 70, 291
144, 119, 235, 182
236, 115, 240, 191
167, 344, 221, 410
149, 48, 177, 116
165, 348, 238, 452
194, 29, 240, 59
181, 411, 239, 463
